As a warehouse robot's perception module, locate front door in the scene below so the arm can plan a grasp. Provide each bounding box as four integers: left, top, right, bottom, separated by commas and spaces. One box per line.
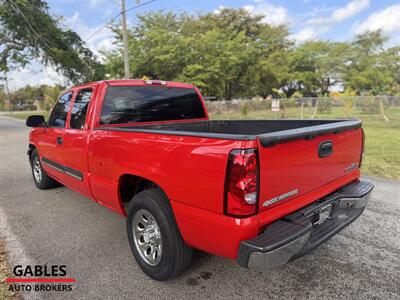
37, 91, 73, 182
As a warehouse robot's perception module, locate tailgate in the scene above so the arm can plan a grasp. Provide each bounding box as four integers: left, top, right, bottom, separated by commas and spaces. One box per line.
257, 122, 363, 213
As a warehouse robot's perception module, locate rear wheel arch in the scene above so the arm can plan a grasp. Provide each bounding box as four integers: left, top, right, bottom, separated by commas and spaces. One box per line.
117, 174, 192, 255
118, 174, 169, 215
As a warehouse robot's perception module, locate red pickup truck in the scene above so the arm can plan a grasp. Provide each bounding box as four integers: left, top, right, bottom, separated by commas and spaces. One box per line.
26, 80, 373, 280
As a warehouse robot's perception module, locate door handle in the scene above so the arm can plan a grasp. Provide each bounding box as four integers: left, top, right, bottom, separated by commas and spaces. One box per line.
56, 136, 63, 145
318, 141, 333, 158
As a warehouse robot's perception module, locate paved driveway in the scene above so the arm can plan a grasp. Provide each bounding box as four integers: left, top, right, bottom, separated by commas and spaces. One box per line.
0, 116, 399, 299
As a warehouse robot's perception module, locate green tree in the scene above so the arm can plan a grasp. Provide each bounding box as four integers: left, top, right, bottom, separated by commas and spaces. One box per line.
8, 85, 35, 108
377, 45, 400, 95
41, 85, 63, 111
104, 9, 292, 99
343, 31, 394, 95
287, 41, 349, 96
194, 9, 291, 99
103, 9, 399, 99
0, 0, 104, 83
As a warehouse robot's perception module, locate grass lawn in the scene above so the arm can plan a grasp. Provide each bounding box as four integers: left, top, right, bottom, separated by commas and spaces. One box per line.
210, 106, 400, 180
4, 107, 399, 180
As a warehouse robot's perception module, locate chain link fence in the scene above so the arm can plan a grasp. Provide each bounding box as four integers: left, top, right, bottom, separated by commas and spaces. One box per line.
205, 96, 400, 121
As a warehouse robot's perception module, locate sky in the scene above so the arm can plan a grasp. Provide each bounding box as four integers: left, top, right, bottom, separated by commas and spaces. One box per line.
7, 0, 400, 90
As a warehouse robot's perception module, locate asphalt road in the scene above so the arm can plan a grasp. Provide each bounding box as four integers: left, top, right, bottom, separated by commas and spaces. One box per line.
0, 115, 399, 300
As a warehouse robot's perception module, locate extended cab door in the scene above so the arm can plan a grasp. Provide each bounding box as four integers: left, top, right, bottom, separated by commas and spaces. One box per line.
61, 87, 94, 197
37, 91, 73, 182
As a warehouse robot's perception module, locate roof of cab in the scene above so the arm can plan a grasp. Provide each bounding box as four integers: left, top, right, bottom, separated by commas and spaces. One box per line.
100, 79, 194, 89
63, 79, 195, 96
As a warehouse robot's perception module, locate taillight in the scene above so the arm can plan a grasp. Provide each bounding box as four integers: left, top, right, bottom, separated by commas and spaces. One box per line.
359, 128, 365, 167
224, 149, 258, 217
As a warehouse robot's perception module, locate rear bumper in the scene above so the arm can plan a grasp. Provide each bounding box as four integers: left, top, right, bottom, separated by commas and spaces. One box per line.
237, 180, 374, 271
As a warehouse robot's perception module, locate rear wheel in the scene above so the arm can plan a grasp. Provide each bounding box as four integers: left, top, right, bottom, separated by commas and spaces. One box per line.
30, 149, 59, 189
126, 188, 193, 280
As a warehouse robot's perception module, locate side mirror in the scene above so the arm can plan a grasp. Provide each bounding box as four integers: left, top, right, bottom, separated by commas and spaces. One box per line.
26, 115, 46, 127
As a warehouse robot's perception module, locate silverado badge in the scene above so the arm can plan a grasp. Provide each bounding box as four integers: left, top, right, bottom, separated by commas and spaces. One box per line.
344, 162, 359, 173
263, 189, 299, 207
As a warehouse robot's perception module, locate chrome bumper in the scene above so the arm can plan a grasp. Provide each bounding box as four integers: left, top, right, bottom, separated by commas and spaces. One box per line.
237, 180, 374, 272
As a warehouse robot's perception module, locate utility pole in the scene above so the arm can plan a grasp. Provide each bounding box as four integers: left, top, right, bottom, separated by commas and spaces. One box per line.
120, 0, 130, 79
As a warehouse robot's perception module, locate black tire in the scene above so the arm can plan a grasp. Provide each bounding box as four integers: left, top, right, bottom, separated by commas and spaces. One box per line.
30, 149, 59, 189
126, 188, 193, 281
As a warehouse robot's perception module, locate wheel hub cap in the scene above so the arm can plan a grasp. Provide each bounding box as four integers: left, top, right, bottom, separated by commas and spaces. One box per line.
33, 157, 42, 183
132, 209, 162, 266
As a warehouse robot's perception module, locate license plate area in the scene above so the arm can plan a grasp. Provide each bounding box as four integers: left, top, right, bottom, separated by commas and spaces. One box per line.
312, 204, 333, 226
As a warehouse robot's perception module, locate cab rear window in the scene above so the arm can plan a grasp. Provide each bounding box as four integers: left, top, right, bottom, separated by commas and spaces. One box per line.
100, 86, 206, 125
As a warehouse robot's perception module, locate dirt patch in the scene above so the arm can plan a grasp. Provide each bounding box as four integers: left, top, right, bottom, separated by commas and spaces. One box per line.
0, 240, 19, 299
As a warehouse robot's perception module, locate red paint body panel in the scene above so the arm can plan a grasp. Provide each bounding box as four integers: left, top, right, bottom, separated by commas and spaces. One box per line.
257, 128, 363, 213
257, 170, 360, 228
28, 80, 364, 260
171, 200, 259, 258
88, 129, 255, 214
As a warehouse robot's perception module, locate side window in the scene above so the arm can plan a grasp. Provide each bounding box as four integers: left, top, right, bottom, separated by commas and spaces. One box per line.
70, 88, 93, 130
48, 92, 73, 128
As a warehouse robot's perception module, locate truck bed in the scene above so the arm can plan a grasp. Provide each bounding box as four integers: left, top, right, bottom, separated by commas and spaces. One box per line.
100, 119, 361, 147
